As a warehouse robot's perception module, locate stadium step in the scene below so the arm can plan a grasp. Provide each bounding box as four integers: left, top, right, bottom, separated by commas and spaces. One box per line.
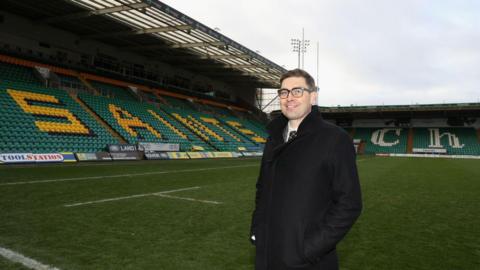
78, 76, 100, 96
69, 92, 127, 144
125, 86, 142, 101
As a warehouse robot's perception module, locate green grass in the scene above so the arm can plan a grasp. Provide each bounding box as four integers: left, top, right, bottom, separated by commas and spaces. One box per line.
0, 157, 479, 269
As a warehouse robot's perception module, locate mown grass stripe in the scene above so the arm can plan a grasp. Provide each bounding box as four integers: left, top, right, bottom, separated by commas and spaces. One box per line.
0, 164, 258, 186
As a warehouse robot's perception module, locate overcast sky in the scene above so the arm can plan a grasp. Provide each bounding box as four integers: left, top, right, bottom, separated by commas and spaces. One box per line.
162, 0, 479, 106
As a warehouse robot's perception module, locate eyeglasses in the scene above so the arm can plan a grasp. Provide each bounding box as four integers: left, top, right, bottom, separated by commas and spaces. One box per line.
277, 87, 313, 99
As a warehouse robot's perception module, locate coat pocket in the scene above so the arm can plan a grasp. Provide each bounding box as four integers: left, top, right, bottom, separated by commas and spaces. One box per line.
299, 219, 309, 263
284, 219, 311, 268
303, 217, 328, 264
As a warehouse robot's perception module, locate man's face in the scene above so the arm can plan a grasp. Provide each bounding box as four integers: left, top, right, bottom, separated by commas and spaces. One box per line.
279, 76, 317, 122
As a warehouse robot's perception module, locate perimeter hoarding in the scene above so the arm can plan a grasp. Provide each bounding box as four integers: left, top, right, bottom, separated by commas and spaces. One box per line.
186, 152, 214, 159
138, 142, 180, 152
110, 152, 143, 160
144, 152, 170, 160
108, 144, 142, 152
211, 152, 234, 158
0, 153, 75, 164
167, 152, 190, 159
75, 152, 112, 161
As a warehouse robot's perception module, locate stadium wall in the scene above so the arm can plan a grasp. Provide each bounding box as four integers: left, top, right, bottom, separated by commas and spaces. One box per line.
411, 118, 449, 127
352, 119, 398, 127
341, 118, 479, 128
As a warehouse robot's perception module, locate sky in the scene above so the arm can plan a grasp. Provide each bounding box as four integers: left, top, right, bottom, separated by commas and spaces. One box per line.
162, 0, 480, 106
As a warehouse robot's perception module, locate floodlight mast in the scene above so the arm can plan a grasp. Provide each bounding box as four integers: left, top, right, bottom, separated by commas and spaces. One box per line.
291, 28, 310, 69
291, 38, 300, 68
316, 41, 319, 92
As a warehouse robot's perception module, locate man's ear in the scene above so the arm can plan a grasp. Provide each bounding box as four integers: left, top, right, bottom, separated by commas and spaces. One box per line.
310, 91, 318, 105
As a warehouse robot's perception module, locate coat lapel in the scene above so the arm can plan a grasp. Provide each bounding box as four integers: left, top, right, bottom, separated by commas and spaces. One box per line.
266, 105, 325, 160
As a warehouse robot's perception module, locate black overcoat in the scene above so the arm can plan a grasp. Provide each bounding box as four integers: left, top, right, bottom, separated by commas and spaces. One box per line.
250, 106, 362, 270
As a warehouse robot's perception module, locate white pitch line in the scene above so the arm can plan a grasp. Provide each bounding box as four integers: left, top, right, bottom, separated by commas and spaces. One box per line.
0, 164, 258, 186
64, 193, 160, 208
64, 186, 201, 207
154, 194, 222, 204
0, 246, 61, 270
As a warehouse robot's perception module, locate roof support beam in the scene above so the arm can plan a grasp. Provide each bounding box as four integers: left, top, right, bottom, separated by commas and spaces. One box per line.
200, 54, 250, 60
209, 72, 271, 77
126, 41, 224, 51
177, 63, 269, 69
150, 53, 250, 61
221, 77, 280, 86
39, 2, 151, 24
171, 41, 224, 48
83, 25, 192, 38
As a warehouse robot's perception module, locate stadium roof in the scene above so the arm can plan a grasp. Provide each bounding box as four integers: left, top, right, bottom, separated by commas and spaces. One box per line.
269, 102, 480, 120
319, 102, 480, 113
0, 0, 287, 88
317, 102, 480, 119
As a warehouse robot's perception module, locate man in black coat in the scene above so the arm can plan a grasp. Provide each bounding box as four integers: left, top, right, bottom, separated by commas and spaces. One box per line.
250, 69, 362, 270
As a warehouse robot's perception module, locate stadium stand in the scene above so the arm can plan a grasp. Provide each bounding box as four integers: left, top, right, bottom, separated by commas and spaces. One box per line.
0, 0, 477, 158
354, 128, 408, 154
161, 95, 197, 110
0, 81, 119, 153
320, 102, 480, 156
181, 101, 267, 147
413, 127, 480, 155
78, 93, 214, 151
89, 80, 138, 102
140, 90, 163, 104
1, 56, 477, 156
350, 127, 480, 155
0, 61, 43, 86
161, 97, 257, 151
0, 57, 268, 154
220, 117, 267, 145
57, 74, 90, 94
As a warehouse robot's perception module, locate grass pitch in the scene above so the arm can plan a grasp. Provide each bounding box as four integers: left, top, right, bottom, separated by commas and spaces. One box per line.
0, 157, 479, 269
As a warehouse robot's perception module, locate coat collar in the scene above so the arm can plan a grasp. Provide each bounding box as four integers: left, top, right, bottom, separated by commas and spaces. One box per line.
267, 105, 324, 142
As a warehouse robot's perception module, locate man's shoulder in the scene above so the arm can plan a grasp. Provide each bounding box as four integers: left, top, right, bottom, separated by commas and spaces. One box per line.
317, 119, 351, 139
315, 121, 355, 160
266, 114, 288, 135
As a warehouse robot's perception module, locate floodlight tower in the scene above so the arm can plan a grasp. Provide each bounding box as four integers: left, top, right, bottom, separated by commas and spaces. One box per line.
291, 28, 310, 69
291, 38, 301, 68
300, 28, 310, 69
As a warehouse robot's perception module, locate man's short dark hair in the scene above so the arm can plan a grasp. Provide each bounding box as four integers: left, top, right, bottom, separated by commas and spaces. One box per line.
280, 69, 316, 91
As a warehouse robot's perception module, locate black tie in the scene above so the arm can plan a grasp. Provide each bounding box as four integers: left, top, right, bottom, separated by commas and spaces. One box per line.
287, 130, 297, 142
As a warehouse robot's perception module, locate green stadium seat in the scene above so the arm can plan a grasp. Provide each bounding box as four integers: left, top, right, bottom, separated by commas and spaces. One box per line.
413, 128, 480, 155
89, 80, 138, 102
0, 80, 119, 153
354, 128, 408, 154
78, 93, 213, 151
